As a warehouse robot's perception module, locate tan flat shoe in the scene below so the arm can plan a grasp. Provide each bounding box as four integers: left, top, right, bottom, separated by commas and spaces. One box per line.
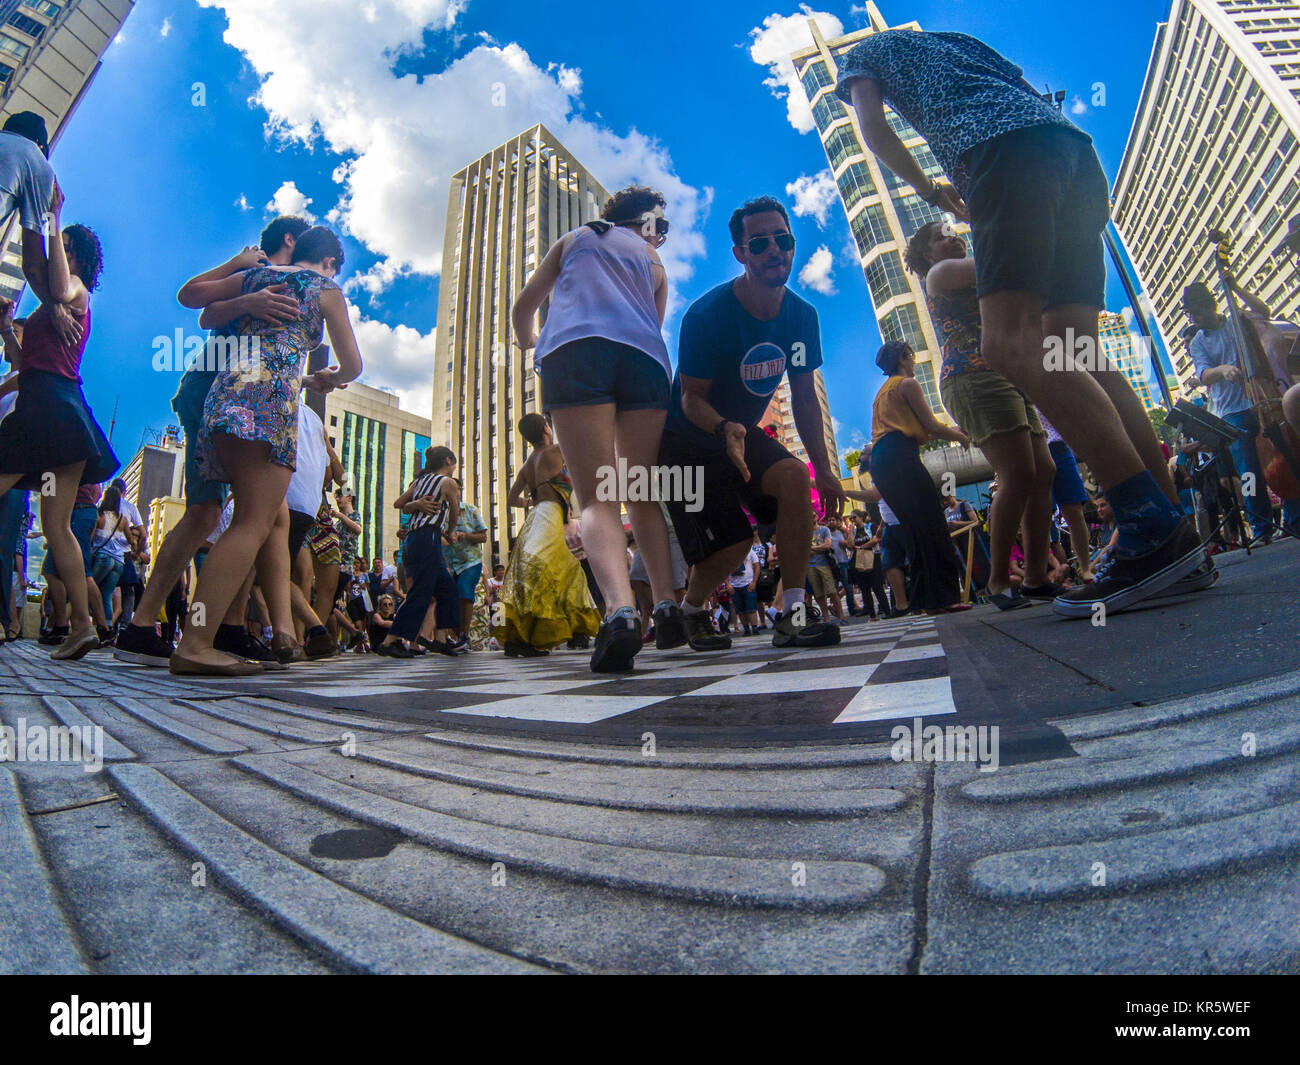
51, 626, 99, 661
169, 651, 264, 677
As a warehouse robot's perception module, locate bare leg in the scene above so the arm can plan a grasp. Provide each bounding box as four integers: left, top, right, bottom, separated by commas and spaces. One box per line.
177, 438, 291, 665
980, 295, 1144, 492
614, 408, 676, 606
32, 465, 93, 638
765, 459, 816, 602
47, 575, 68, 627
254, 501, 294, 638
1061, 503, 1094, 581
551, 403, 634, 614
977, 428, 1039, 596
886, 567, 908, 611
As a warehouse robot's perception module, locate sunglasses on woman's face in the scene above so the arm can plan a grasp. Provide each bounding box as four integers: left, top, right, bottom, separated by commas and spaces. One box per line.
745, 233, 795, 255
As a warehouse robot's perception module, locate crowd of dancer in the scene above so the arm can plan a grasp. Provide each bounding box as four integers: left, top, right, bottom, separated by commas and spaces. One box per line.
4, 25, 1298, 677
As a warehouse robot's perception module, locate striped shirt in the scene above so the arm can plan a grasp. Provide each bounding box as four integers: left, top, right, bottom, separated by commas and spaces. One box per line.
405, 473, 450, 534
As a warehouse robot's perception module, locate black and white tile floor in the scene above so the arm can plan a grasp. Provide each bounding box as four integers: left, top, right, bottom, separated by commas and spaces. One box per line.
197, 614, 953, 729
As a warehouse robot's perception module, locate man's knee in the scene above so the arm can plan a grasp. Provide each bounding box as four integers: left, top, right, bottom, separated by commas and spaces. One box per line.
765, 460, 812, 505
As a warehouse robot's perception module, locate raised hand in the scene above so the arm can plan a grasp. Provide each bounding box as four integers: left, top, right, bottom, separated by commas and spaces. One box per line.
231, 245, 269, 271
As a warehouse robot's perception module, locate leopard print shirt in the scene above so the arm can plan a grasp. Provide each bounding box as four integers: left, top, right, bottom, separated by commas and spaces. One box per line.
833, 30, 1086, 195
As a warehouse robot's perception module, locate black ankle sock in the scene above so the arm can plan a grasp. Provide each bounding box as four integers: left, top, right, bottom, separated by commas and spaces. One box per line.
216, 623, 244, 640
306, 625, 327, 640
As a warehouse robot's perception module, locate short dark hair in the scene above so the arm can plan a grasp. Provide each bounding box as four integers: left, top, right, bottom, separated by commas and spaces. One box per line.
3, 111, 48, 155
876, 341, 912, 376
63, 224, 103, 292
423, 445, 456, 473
259, 215, 311, 256
291, 226, 345, 271
518, 413, 548, 446
729, 196, 790, 246
601, 185, 666, 225
904, 221, 946, 278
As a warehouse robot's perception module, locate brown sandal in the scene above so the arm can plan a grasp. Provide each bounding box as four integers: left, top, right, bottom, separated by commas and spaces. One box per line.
169, 651, 264, 677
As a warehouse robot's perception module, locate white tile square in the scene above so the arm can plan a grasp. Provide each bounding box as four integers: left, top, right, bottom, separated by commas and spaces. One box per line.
444, 694, 669, 723
833, 677, 957, 723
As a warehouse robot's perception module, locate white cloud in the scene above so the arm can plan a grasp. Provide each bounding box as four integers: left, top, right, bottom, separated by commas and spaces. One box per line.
786, 169, 838, 226
234, 193, 251, 211
265, 180, 316, 221
161, 17, 172, 38
197, 0, 708, 299
1070, 95, 1088, 116
347, 305, 437, 421
798, 244, 837, 295
748, 7, 845, 134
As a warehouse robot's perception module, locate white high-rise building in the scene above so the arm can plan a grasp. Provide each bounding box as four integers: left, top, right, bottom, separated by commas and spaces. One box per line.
1113, 0, 1300, 392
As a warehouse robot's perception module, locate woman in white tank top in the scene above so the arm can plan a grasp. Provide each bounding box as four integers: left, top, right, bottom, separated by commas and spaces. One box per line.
510, 186, 687, 673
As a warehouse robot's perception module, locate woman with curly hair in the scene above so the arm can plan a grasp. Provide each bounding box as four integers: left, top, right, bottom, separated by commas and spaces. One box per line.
0, 184, 115, 661
510, 185, 686, 673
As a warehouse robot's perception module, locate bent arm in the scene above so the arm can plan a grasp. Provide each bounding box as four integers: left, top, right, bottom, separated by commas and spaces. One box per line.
900, 378, 963, 442
319, 289, 363, 384
511, 234, 570, 346
849, 78, 938, 200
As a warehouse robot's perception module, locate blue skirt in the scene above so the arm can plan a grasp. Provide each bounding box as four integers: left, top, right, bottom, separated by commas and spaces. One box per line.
0, 371, 119, 490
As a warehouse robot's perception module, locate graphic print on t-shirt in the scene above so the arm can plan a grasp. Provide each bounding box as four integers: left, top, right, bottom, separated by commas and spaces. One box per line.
739, 342, 787, 398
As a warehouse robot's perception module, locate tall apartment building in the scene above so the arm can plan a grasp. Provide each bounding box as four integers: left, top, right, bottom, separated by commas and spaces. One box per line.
433, 125, 608, 560
0, 0, 133, 304
1113, 0, 1300, 393
323, 381, 432, 567
1098, 311, 1161, 410
759, 372, 840, 468
788, 3, 956, 422
120, 430, 183, 525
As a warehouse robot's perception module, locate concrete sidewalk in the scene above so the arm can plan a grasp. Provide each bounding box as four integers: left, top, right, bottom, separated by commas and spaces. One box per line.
0, 539, 1295, 973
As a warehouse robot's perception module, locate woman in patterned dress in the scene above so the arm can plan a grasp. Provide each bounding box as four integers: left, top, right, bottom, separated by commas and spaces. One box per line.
171, 226, 362, 675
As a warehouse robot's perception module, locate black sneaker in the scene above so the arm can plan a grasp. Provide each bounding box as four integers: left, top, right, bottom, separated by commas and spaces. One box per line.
1151, 555, 1219, 598
1019, 581, 1068, 600
682, 609, 731, 651
375, 641, 414, 659
505, 641, 549, 658
39, 625, 69, 647
1053, 521, 1204, 619
113, 624, 175, 668
418, 637, 459, 657
772, 608, 842, 648
214, 626, 289, 671
590, 609, 642, 673
653, 602, 690, 650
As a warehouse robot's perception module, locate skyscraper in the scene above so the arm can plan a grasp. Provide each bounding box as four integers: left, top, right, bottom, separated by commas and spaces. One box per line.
1113, 0, 1300, 393
1098, 311, 1161, 411
0, 0, 134, 304
788, 3, 957, 422
433, 124, 608, 560
759, 372, 840, 468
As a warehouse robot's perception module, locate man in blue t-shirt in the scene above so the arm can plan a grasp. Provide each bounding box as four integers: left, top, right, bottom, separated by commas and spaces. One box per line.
658, 195, 844, 652
1184, 280, 1300, 542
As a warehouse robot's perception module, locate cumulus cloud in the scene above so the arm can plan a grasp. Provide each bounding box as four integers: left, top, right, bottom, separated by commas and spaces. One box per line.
798, 244, 837, 295
1070, 95, 1088, 116
234, 193, 251, 211
786, 169, 838, 226
748, 6, 845, 134
161, 17, 172, 38
197, 0, 707, 296
347, 305, 438, 421
265, 180, 316, 221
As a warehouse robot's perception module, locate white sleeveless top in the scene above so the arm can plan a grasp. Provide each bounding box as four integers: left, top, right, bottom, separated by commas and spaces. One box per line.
533, 225, 670, 378
286, 404, 329, 516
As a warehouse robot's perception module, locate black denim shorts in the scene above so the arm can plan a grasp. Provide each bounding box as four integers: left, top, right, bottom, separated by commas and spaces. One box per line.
963, 123, 1110, 309
539, 337, 670, 412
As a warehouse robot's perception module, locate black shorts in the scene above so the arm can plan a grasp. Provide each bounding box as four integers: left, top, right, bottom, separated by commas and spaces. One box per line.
963, 124, 1109, 309
288, 509, 316, 559
658, 426, 800, 566
540, 337, 670, 412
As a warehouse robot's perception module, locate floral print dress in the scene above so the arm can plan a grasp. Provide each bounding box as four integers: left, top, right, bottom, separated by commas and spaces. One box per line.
198, 266, 339, 482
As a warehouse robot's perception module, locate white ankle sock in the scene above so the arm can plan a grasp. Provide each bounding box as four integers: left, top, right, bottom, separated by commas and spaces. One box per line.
680, 600, 705, 616
782, 589, 805, 612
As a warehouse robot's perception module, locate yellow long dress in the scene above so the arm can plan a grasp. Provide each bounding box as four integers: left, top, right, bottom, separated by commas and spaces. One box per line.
492, 473, 601, 649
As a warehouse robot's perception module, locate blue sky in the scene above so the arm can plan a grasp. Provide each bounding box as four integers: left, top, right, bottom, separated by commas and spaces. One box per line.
37, 0, 1174, 473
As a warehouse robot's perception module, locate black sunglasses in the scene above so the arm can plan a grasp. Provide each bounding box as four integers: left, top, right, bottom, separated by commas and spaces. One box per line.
745, 233, 795, 255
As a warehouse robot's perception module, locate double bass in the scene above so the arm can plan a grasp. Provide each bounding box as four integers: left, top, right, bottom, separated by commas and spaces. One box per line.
1209, 229, 1300, 503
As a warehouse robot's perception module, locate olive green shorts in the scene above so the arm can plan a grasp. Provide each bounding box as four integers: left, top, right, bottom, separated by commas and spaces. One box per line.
940, 370, 1045, 446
